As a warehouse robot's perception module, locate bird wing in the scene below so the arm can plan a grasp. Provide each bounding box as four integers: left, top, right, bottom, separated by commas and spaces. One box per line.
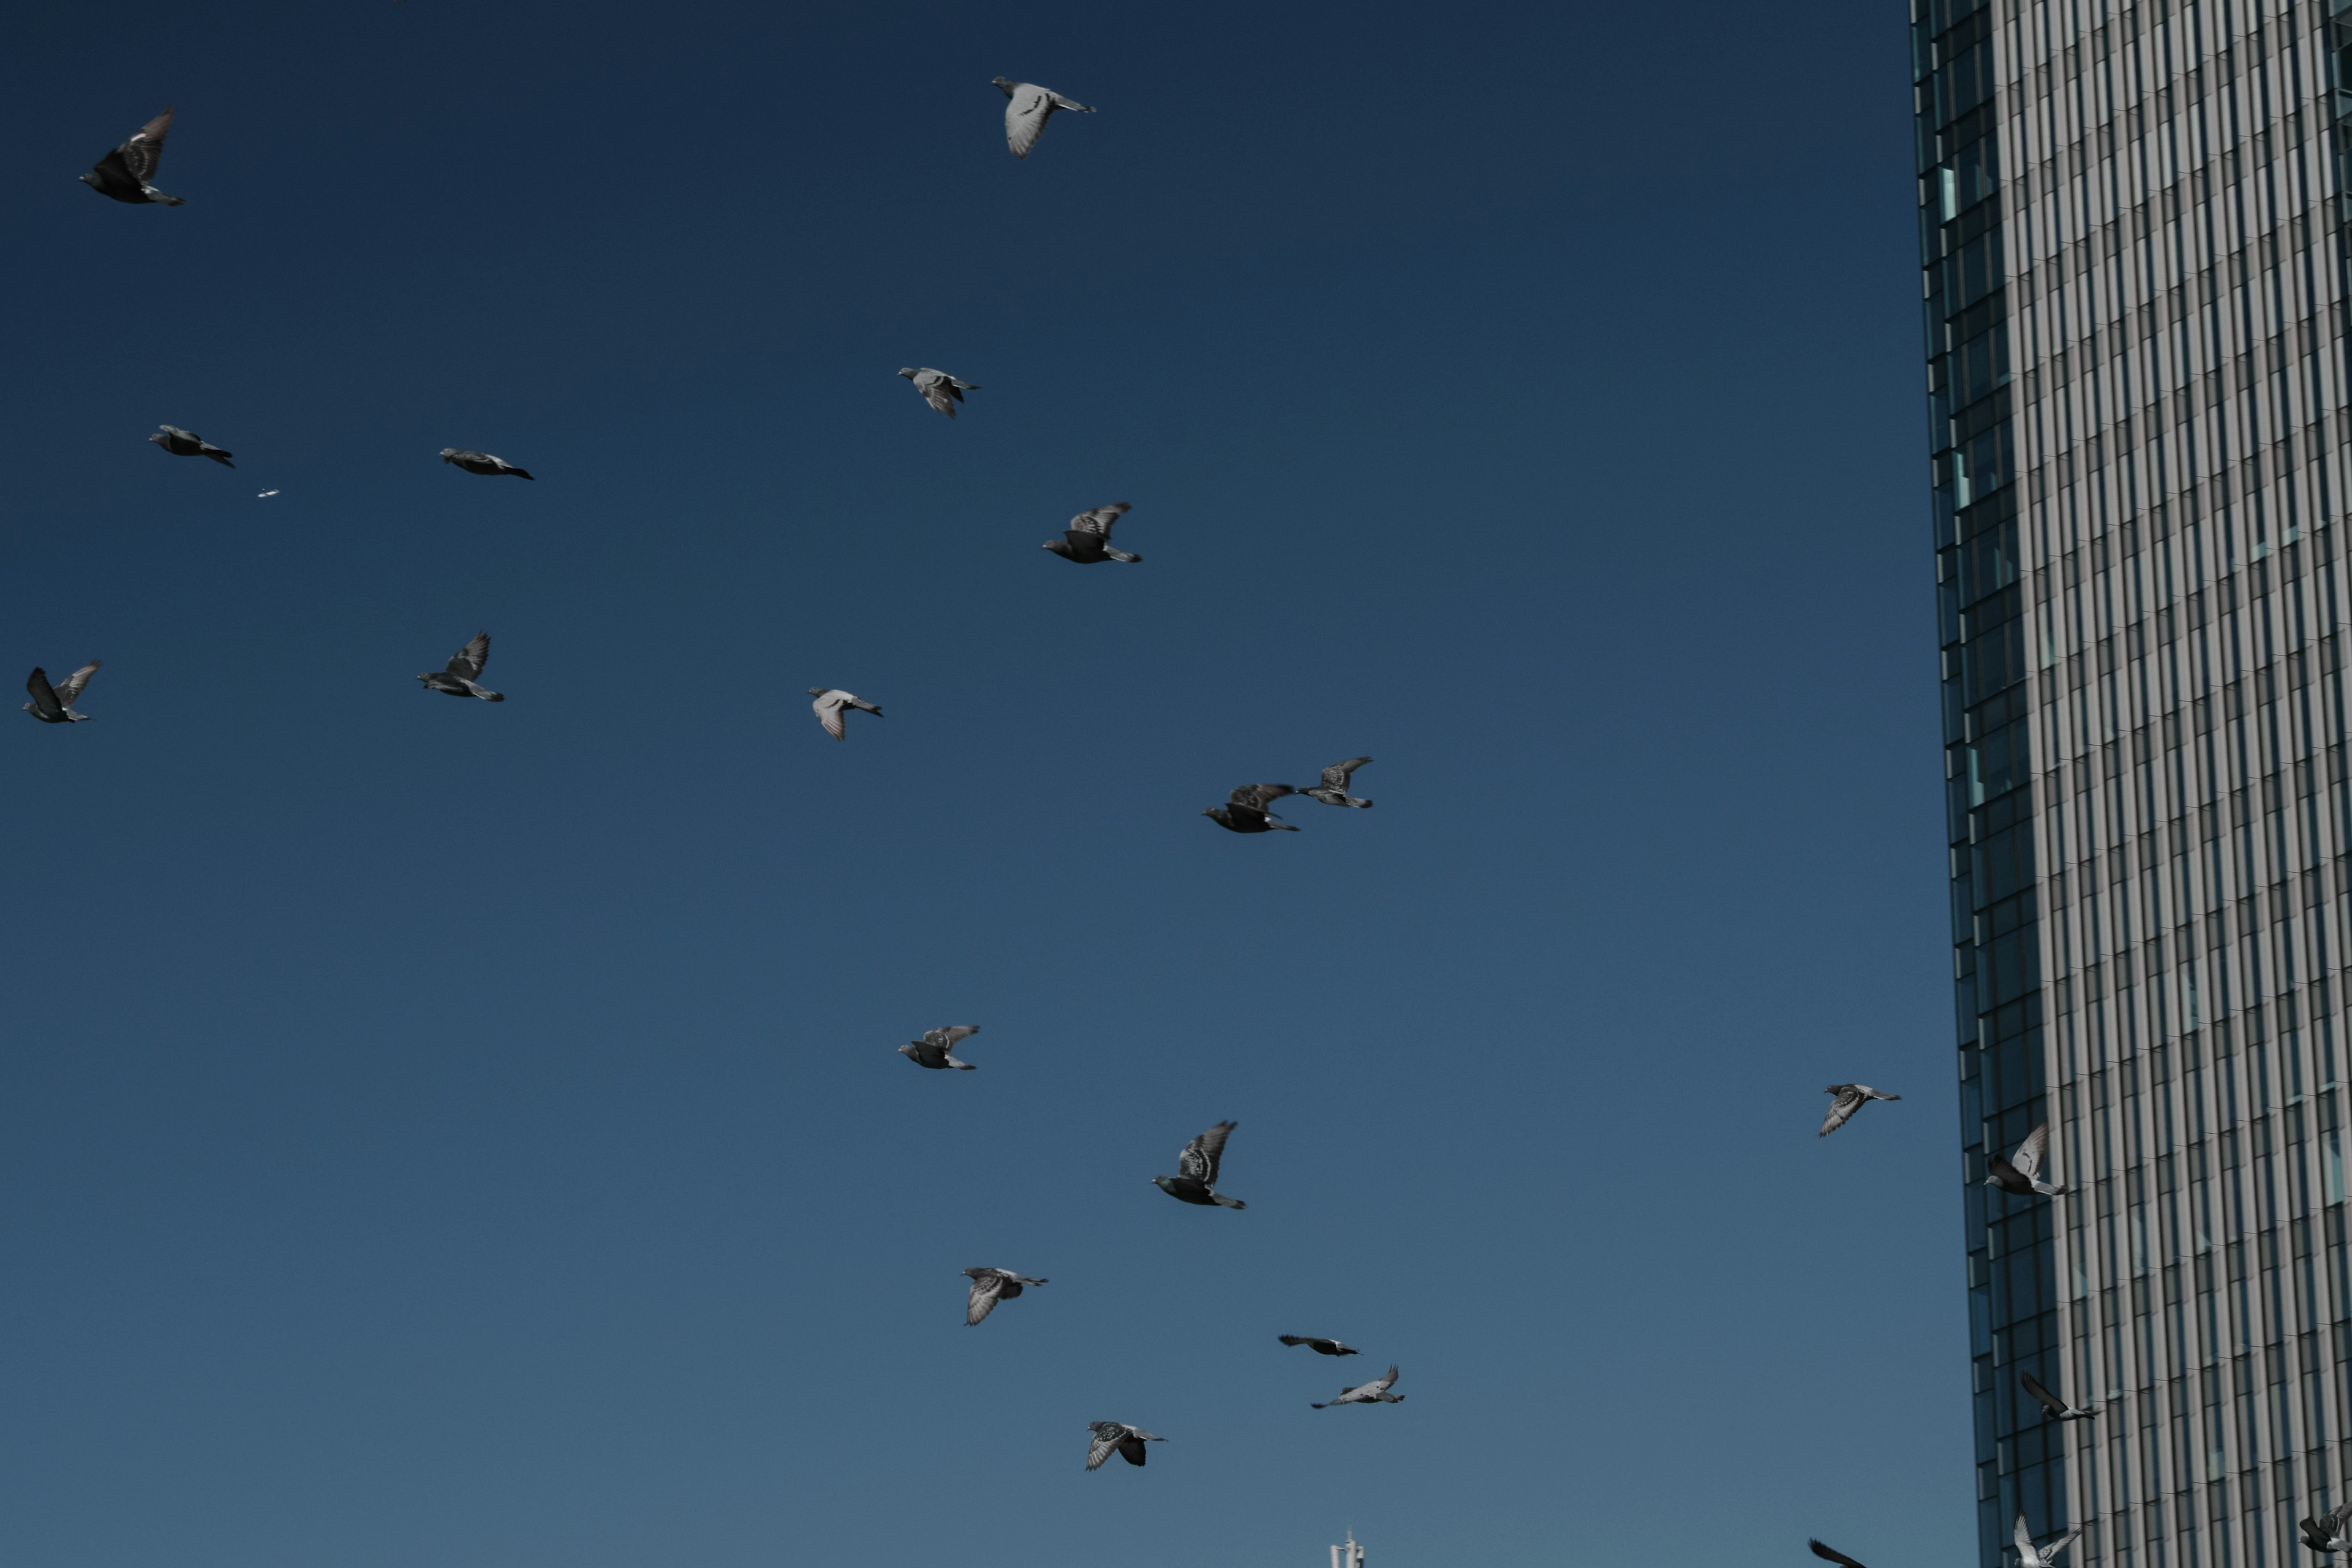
447, 633, 491, 679
1279, 1335, 1313, 1348
1808, 1542, 1870, 1568
2045, 1528, 2080, 1564
926, 1025, 979, 1049
23, 668, 62, 719
1005, 88, 1053, 158
1320, 757, 1371, 790
966, 1273, 1005, 1325
814, 694, 846, 740
1357, 1365, 1399, 1397
1231, 783, 1295, 811
121, 107, 174, 183
2302, 1517, 2332, 1553
2014, 1513, 2036, 1559
919, 379, 959, 417
51, 662, 99, 705
1179, 1120, 1234, 1185
1118, 1434, 1148, 1466
2012, 1121, 2051, 1181
2019, 1370, 2064, 1415
1085, 1427, 1123, 1470
1820, 1086, 1863, 1136
1068, 503, 1131, 537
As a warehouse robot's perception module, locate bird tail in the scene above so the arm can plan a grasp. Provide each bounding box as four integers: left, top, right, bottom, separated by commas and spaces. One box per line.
1310, 1402, 1328, 1409
1345, 796, 1373, 808
1213, 1194, 1247, 1210
945, 1056, 976, 1070
208, 453, 235, 467
152, 189, 186, 206
1105, 548, 1142, 562
1271, 821, 1300, 832
480, 690, 505, 702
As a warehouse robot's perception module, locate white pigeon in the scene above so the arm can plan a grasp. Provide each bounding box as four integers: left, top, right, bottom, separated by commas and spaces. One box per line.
900, 1025, 979, 1070
808, 687, 882, 741
961, 1267, 1047, 1325
1819, 1083, 1900, 1137
993, 77, 1095, 159
23, 663, 101, 723
1986, 1121, 2066, 1196
2013, 1513, 2079, 1568
1312, 1365, 1403, 1409
896, 367, 978, 418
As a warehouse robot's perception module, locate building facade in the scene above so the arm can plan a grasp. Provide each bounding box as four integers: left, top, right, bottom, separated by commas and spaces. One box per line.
1913, 1, 2352, 1566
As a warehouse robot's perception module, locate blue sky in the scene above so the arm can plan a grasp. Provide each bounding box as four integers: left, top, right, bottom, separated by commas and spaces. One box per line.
4, 3, 1966, 1565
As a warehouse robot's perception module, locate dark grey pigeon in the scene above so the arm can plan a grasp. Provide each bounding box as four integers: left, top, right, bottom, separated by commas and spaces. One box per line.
2300, 1500, 2352, 1553
897, 367, 978, 418
1204, 783, 1298, 834
1809, 1542, 1871, 1568
1084, 1422, 1161, 1471
1311, 1365, 1402, 1408
83, 107, 184, 205
994, 77, 1095, 160
1820, 1084, 1900, 1137
900, 1025, 979, 1070
23, 663, 100, 723
1152, 1120, 1246, 1209
1043, 503, 1140, 564
1302, 758, 1373, 808
962, 1267, 1047, 1325
1986, 1121, 2065, 1197
151, 426, 233, 466
2019, 1370, 2095, 1422
417, 632, 503, 701
1279, 1335, 1359, 1357
440, 448, 534, 480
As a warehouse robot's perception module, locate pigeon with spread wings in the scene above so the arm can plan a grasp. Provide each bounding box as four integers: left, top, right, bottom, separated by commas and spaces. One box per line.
1302, 758, 1374, 808
2300, 1499, 2352, 1553
993, 77, 1095, 159
808, 688, 882, 741
2014, 1513, 2081, 1568
1312, 1365, 1403, 1409
1084, 1422, 1161, 1471
1987, 1121, 2067, 1196
23, 663, 100, 724
418, 633, 503, 701
2019, 1370, 2096, 1422
1820, 1084, 1901, 1137
1279, 1335, 1359, 1357
1153, 1120, 1246, 1209
962, 1267, 1046, 1326
83, 107, 184, 205
440, 448, 534, 480
900, 1025, 980, 1071
897, 368, 977, 418
1044, 503, 1140, 564
1204, 783, 1298, 834
151, 426, 233, 467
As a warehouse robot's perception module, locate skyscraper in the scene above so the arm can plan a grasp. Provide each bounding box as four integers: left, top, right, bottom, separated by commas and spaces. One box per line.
1912, 2, 2352, 1566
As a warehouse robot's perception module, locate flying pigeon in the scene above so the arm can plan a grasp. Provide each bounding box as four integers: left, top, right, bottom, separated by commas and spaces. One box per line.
1820, 1084, 1901, 1137
808, 687, 881, 741
962, 1267, 1047, 1325
439, 448, 534, 480
2019, 1370, 2095, 1422
900, 1025, 979, 1071
1809, 1543, 1870, 1568
1312, 1365, 1403, 1409
82, 107, 184, 205
1084, 1422, 1161, 1470
1152, 1120, 1246, 1209
1204, 783, 1298, 834
897, 367, 978, 418
2300, 1500, 2352, 1553
1986, 1121, 2066, 1197
1043, 503, 1140, 564
2013, 1513, 2080, 1568
417, 632, 503, 701
1278, 1335, 1359, 1357
257, 489, 279, 498
23, 663, 100, 724
1302, 758, 1374, 808
993, 77, 1095, 159
151, 426, 233, 466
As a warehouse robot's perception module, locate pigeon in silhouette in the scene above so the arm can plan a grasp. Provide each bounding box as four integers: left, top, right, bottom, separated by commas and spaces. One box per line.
1986, 1121, 2066, 1196
962, 1267, 1047, 1325
151, 426, 233, 466
440, 448, 534, 480
417, 633, 503, 701
1820, 1084, 1901, 1137
1042, 502, 1140, 564
23, 663, 100, 723
993, 77, 1094, 159
1302, 758, 1373, 808
82, 107, 184, 205
1204, 783, 1298, 834
1084, 1422, 1161, 1470
1809, 1542, 1871, 1568
1152, 1120, 1246, 1209
1312, 1365, 1403, 1409
2019, 1370, 2095, 1422
808, 688, 881, 741
2013, 1514, 2079, 1568
900, 1025, 979, 1071
2300, 1500, 2352, 1553
1279, 1335, 1359, 1357
897, 367, 978, 418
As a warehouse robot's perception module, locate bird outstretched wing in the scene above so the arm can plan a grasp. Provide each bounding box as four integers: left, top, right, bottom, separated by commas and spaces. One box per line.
926, 1025, 979, 1049
447, 633, 491, 679
1084, 1424, 1125, 1471
2013, 1513, 2037, 1560
1355, 1365, 1399, 1397
1179, 1120, 1235, 1185
2011, 1121, 2051, 1182
1808, 1541, 1870, 1568
1006, 88, 1054, 159
2019, 1370, 2064, 1416
24, 668, 63, 720
1069, 503, 1130, 537
52, 662, 100, 705
1230, 783, 1294, 812
966, 1273, 1005, 1325
120, 107, 174, 183
1319, 758, 1371, 790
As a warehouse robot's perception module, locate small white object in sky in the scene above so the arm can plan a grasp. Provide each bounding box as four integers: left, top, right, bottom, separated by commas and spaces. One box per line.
257, 489, 279, 497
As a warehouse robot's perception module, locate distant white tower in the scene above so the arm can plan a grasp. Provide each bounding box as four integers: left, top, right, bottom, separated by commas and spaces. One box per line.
1329, 1531, 1365, 1568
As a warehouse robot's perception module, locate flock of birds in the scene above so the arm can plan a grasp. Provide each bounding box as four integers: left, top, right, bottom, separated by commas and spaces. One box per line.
61, 81, 2327, 1563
